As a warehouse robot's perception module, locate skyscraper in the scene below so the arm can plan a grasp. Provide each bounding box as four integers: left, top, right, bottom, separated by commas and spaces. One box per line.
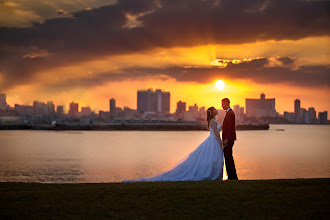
110, 98, 116, 118
137, 89, 170, 113
69, 102, 79, 116
0, 93, 8, 110
318, 111, 328, 124
56, 105, 64, 114
47, 101, 55, 114
294, 99, 301, 124
308, 107, 317, 123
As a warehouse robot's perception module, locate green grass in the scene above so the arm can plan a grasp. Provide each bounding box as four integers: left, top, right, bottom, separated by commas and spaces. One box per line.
0, 179, 329, 219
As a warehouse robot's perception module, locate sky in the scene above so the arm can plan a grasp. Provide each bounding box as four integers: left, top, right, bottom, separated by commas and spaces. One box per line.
0, 0, 329, 116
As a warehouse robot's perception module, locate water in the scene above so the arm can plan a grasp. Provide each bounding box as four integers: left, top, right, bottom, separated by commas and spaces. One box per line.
0, 124, 329, 183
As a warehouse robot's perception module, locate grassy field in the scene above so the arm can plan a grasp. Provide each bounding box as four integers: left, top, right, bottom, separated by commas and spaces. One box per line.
0, 178, 329, 219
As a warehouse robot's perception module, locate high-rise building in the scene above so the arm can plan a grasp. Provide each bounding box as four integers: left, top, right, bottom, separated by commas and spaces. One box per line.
308, 107, 317, 123
300, 108, 308, 124
294, 99, 301, 124
14, 104, 33, 115
176, 100, 186, 118
110, 98, 116, 118
137, 89, 170, 113
245, 93, 276, 118
47, 101, 55, 114
284, 111, 295, 123
0, 93, 8, 110
56, 105, 64, 114
33, 101, 48, 115
69, 102, 79, 116
318, 111, 328, 124
233, 105, 245, 123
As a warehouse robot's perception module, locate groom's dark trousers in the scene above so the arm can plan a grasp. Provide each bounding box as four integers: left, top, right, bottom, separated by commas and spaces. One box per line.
224, 139, 238, 180
222, 108, 238, 180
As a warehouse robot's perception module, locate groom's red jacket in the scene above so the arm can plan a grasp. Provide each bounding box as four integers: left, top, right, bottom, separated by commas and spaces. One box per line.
222, 108, 237, 141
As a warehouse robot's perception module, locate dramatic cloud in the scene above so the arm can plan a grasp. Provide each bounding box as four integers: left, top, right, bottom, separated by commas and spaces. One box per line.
40, 57, 330, 91
0, 0, 329, 90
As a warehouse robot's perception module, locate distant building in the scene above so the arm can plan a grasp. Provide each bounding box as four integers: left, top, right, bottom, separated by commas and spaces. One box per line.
69, 102, 79, 116
110, 98, 116, 118
14, 104, 33, 115
137, 89, 170, 113
99, 111, 110, 121
245, 93, 276, 118
81, 106, 91, 116
33, 101, 48, 115
0, 93, 8, 110
233, 105, 244, 123
284, 111, 295, 123
318, 111, 328, 124
308, 107, 317, 123
189, 104, 198, 112
56, 105, 64, 114
47, 101, 55, 114
300, 108, 308, 124
294, 99, 301, 124
176, 100, 186, 118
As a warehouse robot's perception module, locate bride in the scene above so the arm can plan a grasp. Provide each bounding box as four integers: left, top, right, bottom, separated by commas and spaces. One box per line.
122, 107, 224, 182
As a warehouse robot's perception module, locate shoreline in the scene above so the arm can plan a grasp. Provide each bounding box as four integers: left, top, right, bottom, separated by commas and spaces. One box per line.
1, 178, 329, 218
0, 123, 270, 131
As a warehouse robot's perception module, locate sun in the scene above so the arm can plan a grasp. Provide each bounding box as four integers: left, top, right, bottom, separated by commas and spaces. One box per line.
215, 80, 225, 90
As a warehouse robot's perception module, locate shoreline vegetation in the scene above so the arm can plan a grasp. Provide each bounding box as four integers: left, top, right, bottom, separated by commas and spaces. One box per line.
0, 122, 269, 131
0, 178, 329, 218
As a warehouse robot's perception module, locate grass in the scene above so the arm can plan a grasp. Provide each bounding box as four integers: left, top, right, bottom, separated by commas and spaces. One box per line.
0, 178, 329, 219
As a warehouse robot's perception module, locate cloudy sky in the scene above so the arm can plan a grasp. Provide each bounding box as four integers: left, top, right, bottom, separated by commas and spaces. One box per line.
0, 0, 329, 115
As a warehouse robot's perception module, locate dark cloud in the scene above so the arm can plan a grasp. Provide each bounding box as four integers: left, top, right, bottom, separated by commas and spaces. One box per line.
40, 57, 330, 92
0, 0, 329, 90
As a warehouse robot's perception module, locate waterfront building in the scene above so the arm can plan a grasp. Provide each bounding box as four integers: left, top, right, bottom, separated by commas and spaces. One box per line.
81, 106, 91, 116
110, 98, 116, 118
0, 93, 8, 110
318, 111, 328, 124
69, 102, 79, 116
294, 99, 301, 124
56, 105, 64, 114
137, 89, 170, 113
308, 107, 317, 123
245, 93, 276, 118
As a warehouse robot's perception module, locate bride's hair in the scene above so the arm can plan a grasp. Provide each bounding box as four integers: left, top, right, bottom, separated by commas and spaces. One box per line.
206, 107, 216, 129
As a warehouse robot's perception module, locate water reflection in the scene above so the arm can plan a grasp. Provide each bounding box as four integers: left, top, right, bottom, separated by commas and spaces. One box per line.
0, 125, 329, 183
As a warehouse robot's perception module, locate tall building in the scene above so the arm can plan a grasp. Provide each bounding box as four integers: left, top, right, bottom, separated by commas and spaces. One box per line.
294, 99, 301, 124
110, 98, 116, 118
33, 101, 48, 115
14, 104, 33, 115
137, 89, 170, 113
176, 101, 186, 118
233, 105, 245, 123
245, 93, 276, 118
300, 108, 308, 124
308, 107, 317, 123
284, 111, 295, 123
0, 93, 8, 110
47, 101, 55, 114
69, 102, 79, 116
56, 105, 64, 114
318, 111, 328, 124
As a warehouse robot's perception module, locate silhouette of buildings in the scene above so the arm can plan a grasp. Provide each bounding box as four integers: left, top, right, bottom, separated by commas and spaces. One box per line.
175, 100, 186, 118
318, 111, 328, 124
81, 106, 91, 116
246, 93, 276, 118
110, 98, 116, 118
295, 99, 301, 123
0, 93, 8, 110
69, 102, 79, 116
137, 89, 170, 113
56, 105, 64, 115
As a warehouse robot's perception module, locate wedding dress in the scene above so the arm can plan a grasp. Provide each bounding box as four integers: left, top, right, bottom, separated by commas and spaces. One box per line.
122, 118, 224, 182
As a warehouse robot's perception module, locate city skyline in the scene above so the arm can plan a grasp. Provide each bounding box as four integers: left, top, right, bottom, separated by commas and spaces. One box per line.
1, 91, 328, 120
0, 1, 329, 117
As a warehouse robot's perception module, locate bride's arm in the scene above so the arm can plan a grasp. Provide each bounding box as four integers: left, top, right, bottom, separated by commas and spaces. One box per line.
210, 120, 222, 143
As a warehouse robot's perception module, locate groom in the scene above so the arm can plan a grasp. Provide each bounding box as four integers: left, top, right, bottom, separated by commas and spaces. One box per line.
221, 98, 238, 180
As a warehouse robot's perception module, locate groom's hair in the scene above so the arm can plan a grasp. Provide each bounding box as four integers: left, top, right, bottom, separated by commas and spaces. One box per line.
222, 98, 230, 103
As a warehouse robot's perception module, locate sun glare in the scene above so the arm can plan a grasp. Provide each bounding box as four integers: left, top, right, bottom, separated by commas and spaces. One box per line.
215, 80, 225, 90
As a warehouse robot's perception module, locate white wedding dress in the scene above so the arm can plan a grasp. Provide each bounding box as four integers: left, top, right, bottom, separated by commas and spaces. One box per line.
122, 118, 224, 182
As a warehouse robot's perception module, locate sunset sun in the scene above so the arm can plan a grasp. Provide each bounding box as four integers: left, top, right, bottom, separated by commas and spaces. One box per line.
215, 80, 225, 90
